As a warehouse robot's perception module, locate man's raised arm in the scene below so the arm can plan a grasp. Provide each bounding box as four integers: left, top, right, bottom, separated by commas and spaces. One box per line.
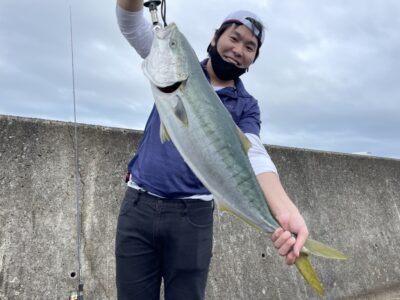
117, 0, 143, 12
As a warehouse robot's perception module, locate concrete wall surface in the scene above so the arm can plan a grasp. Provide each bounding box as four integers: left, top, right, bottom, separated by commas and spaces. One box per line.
0, 114, 399, 300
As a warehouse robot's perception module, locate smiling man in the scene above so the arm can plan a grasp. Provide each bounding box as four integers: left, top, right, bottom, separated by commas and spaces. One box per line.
115, 1, 309, 299
206, 11, 262, 84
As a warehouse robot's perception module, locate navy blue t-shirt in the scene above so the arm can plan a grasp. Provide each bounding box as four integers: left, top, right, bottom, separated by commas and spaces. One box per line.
128, 59, 261, 198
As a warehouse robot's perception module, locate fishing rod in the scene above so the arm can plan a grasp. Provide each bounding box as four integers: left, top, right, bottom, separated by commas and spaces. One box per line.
68, 5, 84, 300
67, 2, 166, 299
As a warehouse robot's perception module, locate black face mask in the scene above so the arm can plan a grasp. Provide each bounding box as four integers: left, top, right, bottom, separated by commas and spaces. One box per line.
208, 46, 247, 81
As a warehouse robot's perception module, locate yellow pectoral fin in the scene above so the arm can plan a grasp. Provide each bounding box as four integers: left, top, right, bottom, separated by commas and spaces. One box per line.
303, 238, 349, 260
295, 253, 325, 296
160, 122, 171, 143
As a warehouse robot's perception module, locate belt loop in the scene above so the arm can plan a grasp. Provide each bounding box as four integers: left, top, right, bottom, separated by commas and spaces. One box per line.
180, 199, 188, 216
125, 172, 130, 183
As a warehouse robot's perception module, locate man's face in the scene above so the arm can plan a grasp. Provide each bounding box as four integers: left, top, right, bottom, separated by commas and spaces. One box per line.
213, 24, 259, 69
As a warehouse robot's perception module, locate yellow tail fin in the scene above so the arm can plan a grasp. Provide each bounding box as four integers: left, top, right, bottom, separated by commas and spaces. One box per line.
295, 238, 349, 295
303, 238, 349, 260
295, 253, 325, 296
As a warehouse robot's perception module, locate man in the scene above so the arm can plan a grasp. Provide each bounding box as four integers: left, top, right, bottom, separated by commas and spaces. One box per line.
115, 1, 309, 299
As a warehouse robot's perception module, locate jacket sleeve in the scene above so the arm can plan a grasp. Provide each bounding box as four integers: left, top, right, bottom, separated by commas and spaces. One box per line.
237, 97, 261, 136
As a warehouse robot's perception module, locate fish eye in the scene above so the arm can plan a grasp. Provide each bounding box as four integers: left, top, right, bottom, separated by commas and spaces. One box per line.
170, 40, 177, 47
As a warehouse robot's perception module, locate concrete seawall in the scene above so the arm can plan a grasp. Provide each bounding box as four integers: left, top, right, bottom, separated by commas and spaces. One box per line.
1, 115, 399, 299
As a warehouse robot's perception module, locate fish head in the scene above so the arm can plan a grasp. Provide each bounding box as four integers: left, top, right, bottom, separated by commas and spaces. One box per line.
142, 23, 190, 90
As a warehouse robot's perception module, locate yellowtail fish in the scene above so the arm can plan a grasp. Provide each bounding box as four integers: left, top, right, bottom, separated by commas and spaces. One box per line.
142, 22, 349, 296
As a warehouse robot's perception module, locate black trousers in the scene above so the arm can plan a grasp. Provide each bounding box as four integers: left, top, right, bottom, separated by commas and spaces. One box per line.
115, 188, 214, 300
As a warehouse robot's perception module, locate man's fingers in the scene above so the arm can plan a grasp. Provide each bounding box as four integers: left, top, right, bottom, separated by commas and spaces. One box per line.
271, 227, 283, 242
273, 230, 291, 249
271, 227, 308, 265
286, 252, 297, 265
278, 236, 296, 257
292, 226, 309, 256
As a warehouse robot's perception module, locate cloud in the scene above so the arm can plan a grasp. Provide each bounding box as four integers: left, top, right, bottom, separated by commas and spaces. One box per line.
242, 0, 400, 158
0, 0, 399, 159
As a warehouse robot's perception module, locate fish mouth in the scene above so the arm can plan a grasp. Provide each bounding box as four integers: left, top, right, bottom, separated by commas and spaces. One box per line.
155, 22, 177, 38
156, 81, 184, 93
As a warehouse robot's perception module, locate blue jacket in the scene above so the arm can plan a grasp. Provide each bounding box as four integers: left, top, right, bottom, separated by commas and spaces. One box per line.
128, 59, 261, 198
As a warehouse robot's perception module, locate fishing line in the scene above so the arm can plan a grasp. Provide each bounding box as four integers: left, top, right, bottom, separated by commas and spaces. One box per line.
69, 5, 84, 300
161, 0, 167, 27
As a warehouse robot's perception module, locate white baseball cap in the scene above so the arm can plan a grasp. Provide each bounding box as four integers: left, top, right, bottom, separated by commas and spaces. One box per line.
222, 10, 265, 44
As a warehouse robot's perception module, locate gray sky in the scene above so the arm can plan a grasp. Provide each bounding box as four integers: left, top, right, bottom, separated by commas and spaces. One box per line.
1, 0, 399, 159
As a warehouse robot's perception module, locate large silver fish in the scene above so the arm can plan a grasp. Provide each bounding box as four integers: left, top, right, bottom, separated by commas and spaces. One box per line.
142, 22, 348, 296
